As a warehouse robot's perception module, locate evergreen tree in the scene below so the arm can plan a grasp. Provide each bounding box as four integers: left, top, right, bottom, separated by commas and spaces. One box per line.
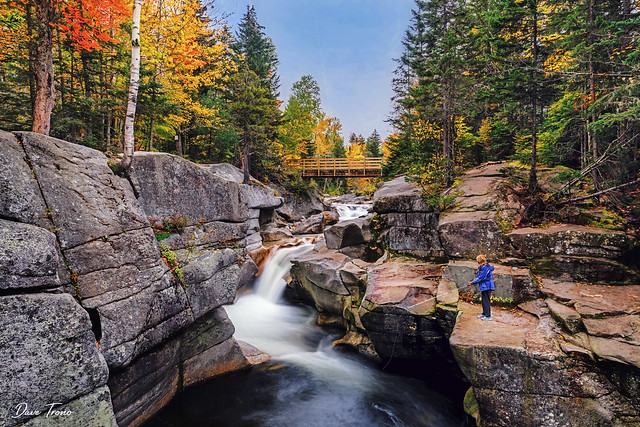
233, 5, 280, 96
365, 129, 382, 157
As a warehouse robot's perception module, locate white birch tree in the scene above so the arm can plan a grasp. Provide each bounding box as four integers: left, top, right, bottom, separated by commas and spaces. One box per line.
122, 0, 142, 169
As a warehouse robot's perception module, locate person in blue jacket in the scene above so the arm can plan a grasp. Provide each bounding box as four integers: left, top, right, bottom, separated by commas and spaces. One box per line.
470, 254, 495, 320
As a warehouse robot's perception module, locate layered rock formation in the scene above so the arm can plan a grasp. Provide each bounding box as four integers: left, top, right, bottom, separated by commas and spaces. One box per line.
0, 131, 282, 426
288, 163, 640, 426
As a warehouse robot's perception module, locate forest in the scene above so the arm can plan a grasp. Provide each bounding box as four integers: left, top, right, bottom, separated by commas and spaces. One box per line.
1, 0, 639, 211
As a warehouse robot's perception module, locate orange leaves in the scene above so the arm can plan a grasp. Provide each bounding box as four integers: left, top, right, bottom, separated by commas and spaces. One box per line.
56, 0, 131, 52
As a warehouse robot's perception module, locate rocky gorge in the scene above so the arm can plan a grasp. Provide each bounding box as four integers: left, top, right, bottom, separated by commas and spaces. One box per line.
1, 131, 639, 426
288, 165, 640, 426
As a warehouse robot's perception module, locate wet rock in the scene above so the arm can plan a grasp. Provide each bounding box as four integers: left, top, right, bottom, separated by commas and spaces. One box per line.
0, 131, 50, 227
324, 217, 372, 249
0, 294, 112, 426
129, 152, 248, 224
260, 226, 293, 242
0, 219, 61, 290
238, 340, 271, 366
291, 211, 339, 235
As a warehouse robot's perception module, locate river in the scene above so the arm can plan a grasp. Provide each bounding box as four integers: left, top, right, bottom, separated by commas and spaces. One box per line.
146, 236, 466, 426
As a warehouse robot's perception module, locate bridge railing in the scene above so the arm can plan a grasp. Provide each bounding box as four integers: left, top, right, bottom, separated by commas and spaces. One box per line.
286, 157, 384, 177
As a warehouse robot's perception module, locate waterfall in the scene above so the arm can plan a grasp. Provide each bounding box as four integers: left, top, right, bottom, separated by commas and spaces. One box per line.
333, 203, 372, 220
254, 243, 314, 303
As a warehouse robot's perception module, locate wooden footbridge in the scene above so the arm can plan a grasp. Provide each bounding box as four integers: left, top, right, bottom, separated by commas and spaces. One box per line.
286, 158, 384, 178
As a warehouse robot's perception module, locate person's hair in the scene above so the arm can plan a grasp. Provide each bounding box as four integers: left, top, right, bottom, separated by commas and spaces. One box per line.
476, 254, 487, 264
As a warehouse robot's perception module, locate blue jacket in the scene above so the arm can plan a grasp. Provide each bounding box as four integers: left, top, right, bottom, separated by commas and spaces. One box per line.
472, 263, 495, 292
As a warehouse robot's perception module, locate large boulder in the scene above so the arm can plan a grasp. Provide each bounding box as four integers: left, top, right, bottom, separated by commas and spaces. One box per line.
129, 152, 248, 224
444, 260, 537, 303
359, 259, 449, 361
450, 301, 640, 426
373, 177, 443, 258
0, 219, 61, 290
0, 293, 116, 426
438, 211, 504, 259
0, 131, 50, 228
275, 187, 330, 222
18, 132, 148, 249
532, 255, 639, 284
324, 217, 373, 249
290, 251, 366, 319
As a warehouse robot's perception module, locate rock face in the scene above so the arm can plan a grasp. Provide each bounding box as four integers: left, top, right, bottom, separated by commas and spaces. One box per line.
373, 176, 444, 258
450, 301, 640, 426
0, 293, 116, 427
1, 131, 283, 426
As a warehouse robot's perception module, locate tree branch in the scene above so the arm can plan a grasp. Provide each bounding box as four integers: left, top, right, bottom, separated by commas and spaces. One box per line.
554, 179, 640, 206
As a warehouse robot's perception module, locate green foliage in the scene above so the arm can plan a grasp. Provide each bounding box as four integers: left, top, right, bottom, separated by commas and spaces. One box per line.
162, 215, 188, 233
365, 129, 382, 157
160, 243, 185, 287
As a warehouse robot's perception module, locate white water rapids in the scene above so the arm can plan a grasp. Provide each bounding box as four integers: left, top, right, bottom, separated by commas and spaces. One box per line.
221, 241, 464, 426
332, 203, 372, 220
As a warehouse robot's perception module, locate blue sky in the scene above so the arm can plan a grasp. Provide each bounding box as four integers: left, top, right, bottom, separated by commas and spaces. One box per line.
214, 0, 415, 142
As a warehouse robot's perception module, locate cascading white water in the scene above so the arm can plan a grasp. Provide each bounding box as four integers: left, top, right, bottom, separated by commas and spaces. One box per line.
218, 241, 464, 427
333, 203, 372, 220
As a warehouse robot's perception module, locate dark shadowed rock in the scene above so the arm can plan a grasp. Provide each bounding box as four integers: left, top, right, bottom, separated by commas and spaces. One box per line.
291, 211, 339, 235
0, 219, 61, 290
18, 132, 148, 249
129, 152, 248, 224
324, 217, 372, 249
532, 255, 639, 284
0, 131, 50, 228
0, 294, 113, 426
275, 187, 330, 222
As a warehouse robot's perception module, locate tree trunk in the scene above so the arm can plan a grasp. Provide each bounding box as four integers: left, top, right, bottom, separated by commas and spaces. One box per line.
243, 129, 251, 184
122, 0, 142, 170
528, 0, 539, 193
32, 0, 55, 135
148, 115, 155, 151
26, 2, 37, 114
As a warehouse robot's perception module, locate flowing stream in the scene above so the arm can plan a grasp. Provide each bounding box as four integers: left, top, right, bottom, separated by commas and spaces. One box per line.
332, 203, 372, 220
147, 241, 465, 427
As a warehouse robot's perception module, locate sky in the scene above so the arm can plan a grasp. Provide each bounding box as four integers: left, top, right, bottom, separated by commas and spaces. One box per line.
213, 0, 415, 142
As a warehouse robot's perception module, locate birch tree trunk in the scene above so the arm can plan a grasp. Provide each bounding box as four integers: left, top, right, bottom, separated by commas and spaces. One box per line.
122, 0, 142, 170
32, 0, 55, 135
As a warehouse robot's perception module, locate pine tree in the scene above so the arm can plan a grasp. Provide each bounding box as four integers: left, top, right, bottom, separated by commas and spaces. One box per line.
280, 75, 322, 159
365, 129, 382, 157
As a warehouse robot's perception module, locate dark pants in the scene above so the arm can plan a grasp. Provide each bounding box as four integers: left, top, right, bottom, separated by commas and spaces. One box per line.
481, 290, 492, 317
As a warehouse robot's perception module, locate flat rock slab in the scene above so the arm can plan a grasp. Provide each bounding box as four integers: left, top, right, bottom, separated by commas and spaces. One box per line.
362, 259, 443, 315
450, 302, 537, 350
238, 340, 271, 366
508, 224, 635, 259
540, 280, 640, 316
